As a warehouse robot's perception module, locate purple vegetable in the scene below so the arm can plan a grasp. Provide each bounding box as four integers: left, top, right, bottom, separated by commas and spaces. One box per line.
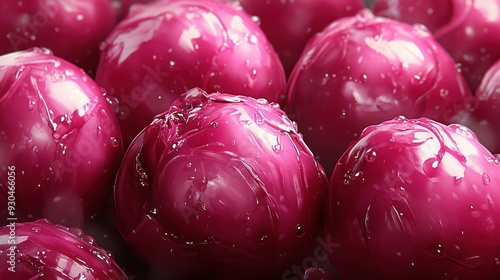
0, 219, 127, 279
325, 116, 500, 280
223, 0, 365, 76
96, 0, 286, 146
285, 10, 472, 174
0, 0, 116, 76
0, 48, 123, 228
458, 60, 500, 154
372, 0, 500, 92
114, 88, 327, 279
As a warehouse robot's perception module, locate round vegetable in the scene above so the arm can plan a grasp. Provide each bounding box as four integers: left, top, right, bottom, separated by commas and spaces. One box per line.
372, 0, 500, 92
96, 0, 286, 146
0, 0, 116, 76
114, 88, 327, 279
224, 0, 365, 76
0, 219, 127, 279
325, 116, 500, 280
285, 10, 472, 174
0, 48, 123, 228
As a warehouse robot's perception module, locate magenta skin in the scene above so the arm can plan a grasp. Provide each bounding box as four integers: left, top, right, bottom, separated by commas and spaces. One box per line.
459, 60, 500, 154
114, 88, 328, 279
325, 116, 500, 280
303, 267, 335, 280
372, 0, 500, 92
372, 0, 453, 33
285, 10, 473, 174
228, 0, 365, 76
112, 0, 157, 21
0, 48, 123, 228
0, 219, 127, 279
0, 0, 116, 76
96, 0, 286, 146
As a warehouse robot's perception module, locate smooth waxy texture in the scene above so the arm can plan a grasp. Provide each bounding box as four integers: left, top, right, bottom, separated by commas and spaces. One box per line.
0, 0, 116, 76
227, 0, 365, 76
372, 0, 453, 33
373, 0, 500, 92
325, 117, 500, 280
114, 88, 327, 279
0, 48, 123, 227
286, 11, 472, 174
96, 0, 286, 146
0, 219, 127, 279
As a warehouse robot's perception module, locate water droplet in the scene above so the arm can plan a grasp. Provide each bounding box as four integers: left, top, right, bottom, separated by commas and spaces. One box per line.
361, 73, 368, 81
339, 110, 347, 119
251, 15, 261, 25
454, 176, 463, 184
439, 89, 449, 98
250, 68, 258, 79
76, 14, 84, 21
231, 139, 236, 146
273, 143, 283, 153
482, 173, 491, 185
150, 208, 157, 215
365, 149, 377, 162
110, 137, 119, 147
411, 74, 423, 84
28, 96, 36, 111
259, 235, 268, 245
186, 162, 192, 169
254, 110, 265, 125
210, 121, 218, 128
495, 257, 500, 266
294, 224, 305, 238
96, 126, 102, 136
423, 158, 440, 178
429, 243, 445, 258
32, 227, 41, 233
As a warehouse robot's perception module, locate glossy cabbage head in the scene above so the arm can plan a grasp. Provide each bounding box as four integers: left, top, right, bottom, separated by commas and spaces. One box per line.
285, 10, 472, 174
0, 0, 116, 76
96, 0, 286, 146
325, 116, 500, 280
0, 219, 127, 279
373, 0, 500, 92
0, 48, 123, 228
229, 0, 365, 76
114, 88, 327, 279
458, 60, 500, 154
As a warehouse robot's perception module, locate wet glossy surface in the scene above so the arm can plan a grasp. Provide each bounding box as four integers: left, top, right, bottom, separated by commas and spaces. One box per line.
325, 116, 500, 280
372, 0, 500, 92
0, 48, 123, 228
303, 267, 335, 280
285, 10, 473, 174
0, 0, 116, 76
96, 0, 286, 146
460, 60, 500, 154
114, 88, 328, 279
372, 0, 453, 33
0, 219, 127, 279
229, 0, 365, 76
